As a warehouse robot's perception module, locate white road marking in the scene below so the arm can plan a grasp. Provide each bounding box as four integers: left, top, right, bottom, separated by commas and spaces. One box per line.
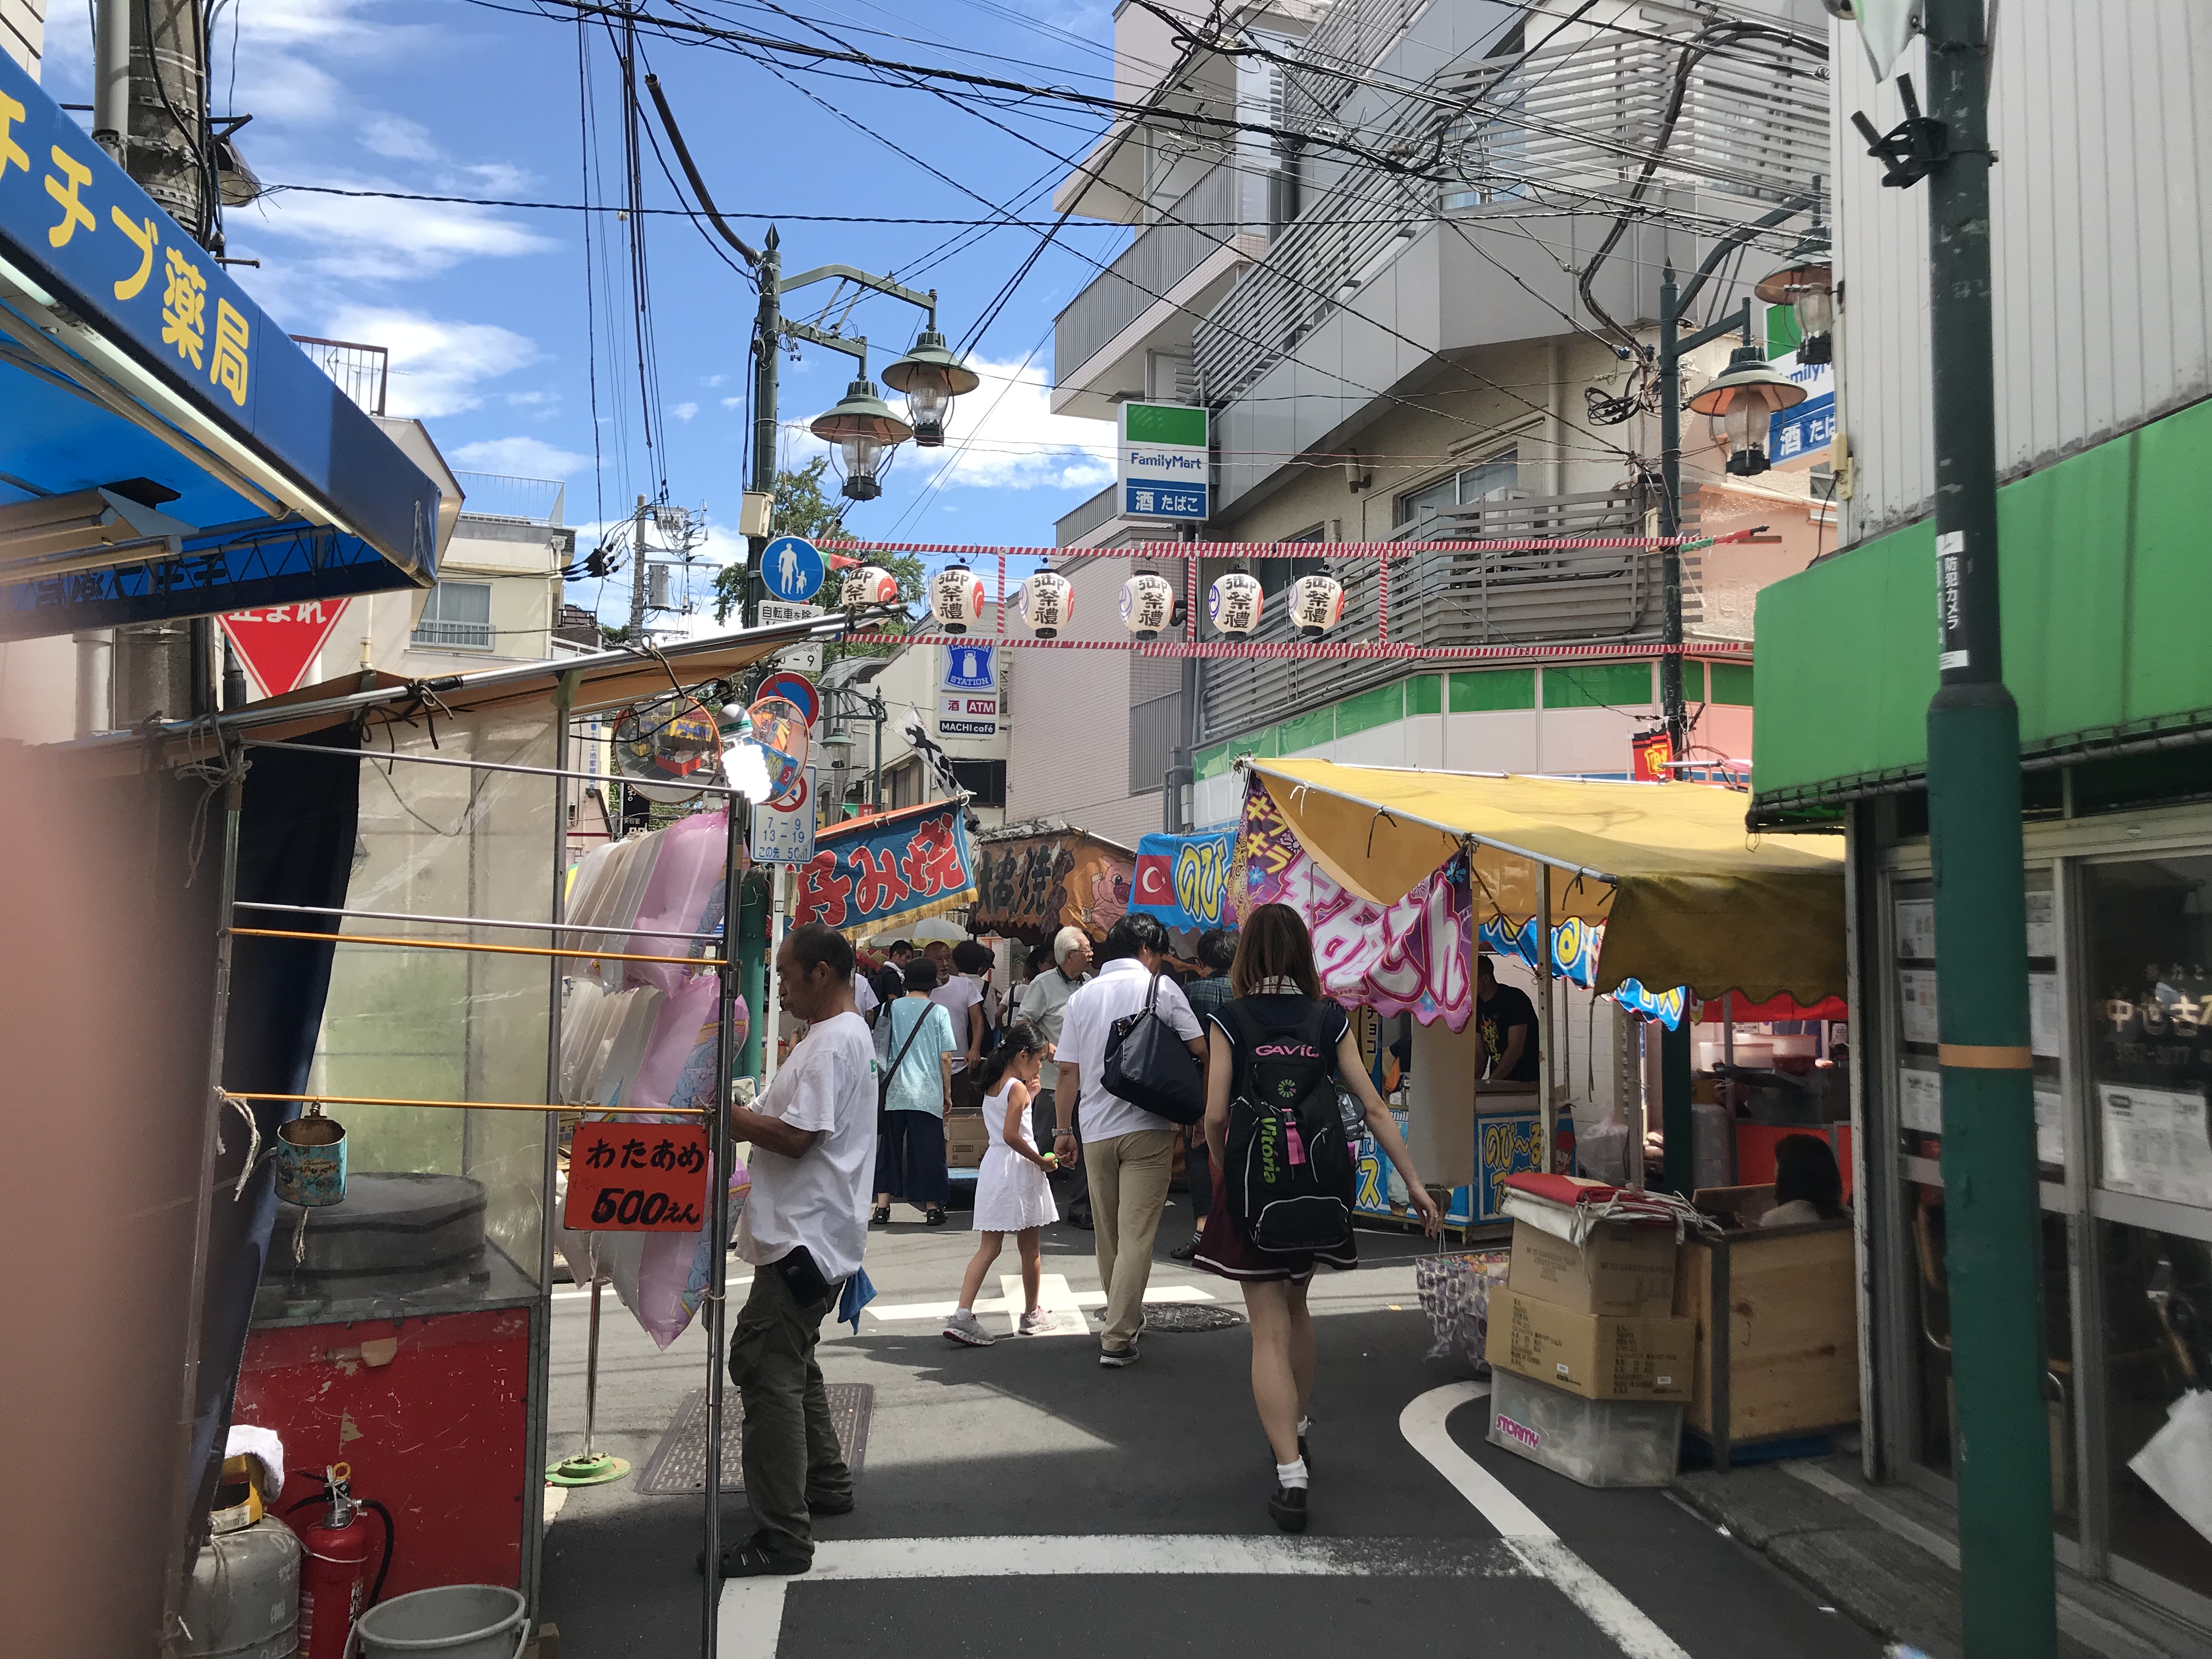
864, 1272, 1215, 1328
719, 1533, 1534, 1656
1398, 1383, 1693, 1659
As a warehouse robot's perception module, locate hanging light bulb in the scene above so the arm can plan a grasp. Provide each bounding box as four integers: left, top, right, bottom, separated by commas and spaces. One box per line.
1207, 569, 1264, 636
1289, 572, 1345, 639
881, 329, 981, 448
1120, 569, 1176, 640
1020, 564, 1074, 637
840, 564, 901, 612
809, 377, 913, 501
929, 561, 986, 635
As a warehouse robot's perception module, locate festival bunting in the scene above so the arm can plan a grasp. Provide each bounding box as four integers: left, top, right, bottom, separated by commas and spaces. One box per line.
794, 799, 975, 933
1131, 828, 1237, 933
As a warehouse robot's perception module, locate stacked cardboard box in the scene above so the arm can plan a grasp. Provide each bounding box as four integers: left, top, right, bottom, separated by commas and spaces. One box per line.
944, 1110, 989, 1170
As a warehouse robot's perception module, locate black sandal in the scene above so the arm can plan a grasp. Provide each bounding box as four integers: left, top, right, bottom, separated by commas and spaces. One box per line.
923, 1205, 947, 1226
870, 1206, 890, 1227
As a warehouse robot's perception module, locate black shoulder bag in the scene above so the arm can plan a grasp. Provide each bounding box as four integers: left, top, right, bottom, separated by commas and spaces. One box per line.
1102, 973, 1206, 1125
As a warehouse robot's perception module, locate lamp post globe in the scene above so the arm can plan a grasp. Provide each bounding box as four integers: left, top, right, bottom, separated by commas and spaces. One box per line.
810, 378, 914, 501
1686, 343, 1808, 477
1754, 232, 1835, 366
881, 329, 980, 449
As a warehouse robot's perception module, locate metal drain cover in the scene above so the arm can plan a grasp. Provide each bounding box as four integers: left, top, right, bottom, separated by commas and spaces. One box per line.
1142, 1305, 1247, 1333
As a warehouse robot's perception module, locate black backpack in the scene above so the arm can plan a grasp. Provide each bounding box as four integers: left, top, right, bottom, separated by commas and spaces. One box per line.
1222, 998, 1357, 1254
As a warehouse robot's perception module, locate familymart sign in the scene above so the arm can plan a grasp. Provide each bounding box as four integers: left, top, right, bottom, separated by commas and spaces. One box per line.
1118, 402, 1210, 521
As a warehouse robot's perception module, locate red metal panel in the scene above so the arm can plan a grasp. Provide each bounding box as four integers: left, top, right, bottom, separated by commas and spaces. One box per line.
236, 1306, 534, 1596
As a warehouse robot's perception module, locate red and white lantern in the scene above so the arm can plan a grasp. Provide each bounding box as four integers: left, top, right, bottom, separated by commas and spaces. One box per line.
1120, 571, 1176, 640
1021, 567, 1074, 637
1207, 571, 1264, 636
929, 562, 987, 635
1289, 572, 1345, 639
839, 563, 901, 611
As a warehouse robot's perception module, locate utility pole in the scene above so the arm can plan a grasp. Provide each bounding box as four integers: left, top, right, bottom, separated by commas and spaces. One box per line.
747, 228, 782, 630
1852, 4, 2055, 1653
628, 494, 649, 640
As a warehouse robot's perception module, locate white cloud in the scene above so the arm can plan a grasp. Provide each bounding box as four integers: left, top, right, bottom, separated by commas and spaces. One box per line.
721, 397, 745, 411
322, 306, 539, 417
450, 437, 595, 478
362, 115, 440, 160
704, 374, 728, 388
671, 402, 700, 422
244, 185, 556, 281
916, 359, 1115, 491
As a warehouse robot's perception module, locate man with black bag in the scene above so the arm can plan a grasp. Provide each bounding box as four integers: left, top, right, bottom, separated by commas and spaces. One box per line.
714, 922, 876, 1579
1053, 913, 1206, 1367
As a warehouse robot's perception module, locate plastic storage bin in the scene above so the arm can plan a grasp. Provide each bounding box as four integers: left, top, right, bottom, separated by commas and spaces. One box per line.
1487, 1367, 1684, 1488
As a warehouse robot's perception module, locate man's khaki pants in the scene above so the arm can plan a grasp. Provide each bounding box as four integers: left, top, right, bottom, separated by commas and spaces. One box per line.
1083, 1128, 1176, 1351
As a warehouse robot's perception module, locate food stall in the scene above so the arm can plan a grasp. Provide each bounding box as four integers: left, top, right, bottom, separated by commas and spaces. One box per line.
1231, 759, 1861, 1465
113, 620, 830, 1655
969, 819, 1134, 950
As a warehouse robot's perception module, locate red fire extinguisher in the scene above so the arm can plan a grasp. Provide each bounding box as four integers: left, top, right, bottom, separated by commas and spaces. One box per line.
287, 1462, 394, 1659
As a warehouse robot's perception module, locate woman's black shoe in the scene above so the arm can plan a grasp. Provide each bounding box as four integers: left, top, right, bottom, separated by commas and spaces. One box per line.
1268, 1486, 1308, 1533
1170, 1235, 1201, 1261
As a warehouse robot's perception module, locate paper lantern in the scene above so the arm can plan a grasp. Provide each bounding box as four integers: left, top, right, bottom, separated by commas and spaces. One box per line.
1120, 571, 1176, 640
929, 562, 986, 635
1207, 571, 1264, 636
840, 563, 901, 611
1290, 572, 1345, 639
1021, 567, 1074, 637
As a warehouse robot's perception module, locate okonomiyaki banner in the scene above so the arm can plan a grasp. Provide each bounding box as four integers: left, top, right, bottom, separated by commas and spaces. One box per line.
1132, 829, 1236, 933
794, 802, 975, 932
1232, 777, 1474, 1030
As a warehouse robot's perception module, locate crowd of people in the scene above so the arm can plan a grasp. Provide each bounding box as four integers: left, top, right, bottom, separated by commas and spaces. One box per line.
714, 906, 1443, 1579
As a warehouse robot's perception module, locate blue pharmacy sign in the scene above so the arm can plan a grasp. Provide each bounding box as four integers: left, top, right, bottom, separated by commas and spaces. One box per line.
761, 535, 826, 603
0, 53, 440, 636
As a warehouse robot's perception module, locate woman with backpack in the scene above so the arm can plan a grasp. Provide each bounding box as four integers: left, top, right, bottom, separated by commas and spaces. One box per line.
1194, 902, 1442, 1533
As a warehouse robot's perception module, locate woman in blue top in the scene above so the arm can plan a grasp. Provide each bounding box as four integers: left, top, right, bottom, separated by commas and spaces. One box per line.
872, 955, 961, 1226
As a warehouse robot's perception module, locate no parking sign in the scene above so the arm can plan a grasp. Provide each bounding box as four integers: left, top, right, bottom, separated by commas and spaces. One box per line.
749, 765, 817, 865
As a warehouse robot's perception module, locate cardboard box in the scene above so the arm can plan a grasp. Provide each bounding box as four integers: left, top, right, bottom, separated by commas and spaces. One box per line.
944, 1111, 988, 1170
1506, 1218, 1679, 1316
1485, 1288, 1694, 1401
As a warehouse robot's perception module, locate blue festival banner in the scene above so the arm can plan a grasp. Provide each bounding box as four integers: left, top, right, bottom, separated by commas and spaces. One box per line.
794, 800, 975, 933
1131, 828, 1235, 932
1476, 916, 1690, 1030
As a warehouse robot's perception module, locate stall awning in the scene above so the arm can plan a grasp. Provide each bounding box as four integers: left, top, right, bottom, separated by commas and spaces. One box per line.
0, 55, 441, 637
1248, 759, 1846, 1005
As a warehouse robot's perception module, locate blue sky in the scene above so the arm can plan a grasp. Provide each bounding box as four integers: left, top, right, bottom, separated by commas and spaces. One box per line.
40, 0, 1139, 625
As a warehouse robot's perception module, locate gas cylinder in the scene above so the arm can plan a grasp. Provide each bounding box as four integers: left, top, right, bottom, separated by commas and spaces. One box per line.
178, 1515, 301, 1659
292, 1463, 381, 1659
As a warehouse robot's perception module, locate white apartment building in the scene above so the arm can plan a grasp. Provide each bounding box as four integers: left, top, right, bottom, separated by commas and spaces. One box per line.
1011, 0, 1835, 839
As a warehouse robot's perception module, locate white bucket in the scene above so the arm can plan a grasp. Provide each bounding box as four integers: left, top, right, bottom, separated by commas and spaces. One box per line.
353, 1587, 526, 1659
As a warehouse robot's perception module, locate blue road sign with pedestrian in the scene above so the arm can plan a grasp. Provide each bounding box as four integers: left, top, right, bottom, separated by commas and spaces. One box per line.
763, 536, 825, 604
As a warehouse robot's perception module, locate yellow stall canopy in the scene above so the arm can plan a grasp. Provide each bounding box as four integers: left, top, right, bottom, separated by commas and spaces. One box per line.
1249, 759, 1845, 1006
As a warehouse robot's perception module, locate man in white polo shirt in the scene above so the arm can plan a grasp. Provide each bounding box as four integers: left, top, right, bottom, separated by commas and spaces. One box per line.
719, 921, 876, 1578
1053, 912, 1205, 1366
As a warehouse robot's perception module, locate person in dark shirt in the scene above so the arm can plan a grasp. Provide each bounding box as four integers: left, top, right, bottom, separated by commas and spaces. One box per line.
1475, 954, 1541, 1084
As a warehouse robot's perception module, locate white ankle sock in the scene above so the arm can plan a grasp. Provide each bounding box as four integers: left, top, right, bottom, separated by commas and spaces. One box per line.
1296, 1416, 1312, 1440
1275, 1457, 1309, 1491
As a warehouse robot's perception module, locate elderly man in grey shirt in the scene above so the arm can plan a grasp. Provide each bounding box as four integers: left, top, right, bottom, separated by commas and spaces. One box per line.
1018, 926, 1092, 1181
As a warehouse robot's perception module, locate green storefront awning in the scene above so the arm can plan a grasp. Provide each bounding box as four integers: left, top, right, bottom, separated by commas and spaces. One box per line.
1750, 396, 2212, 826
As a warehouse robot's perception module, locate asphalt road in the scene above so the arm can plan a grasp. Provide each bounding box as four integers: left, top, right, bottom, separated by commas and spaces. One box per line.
540, 1188, 1885, 1658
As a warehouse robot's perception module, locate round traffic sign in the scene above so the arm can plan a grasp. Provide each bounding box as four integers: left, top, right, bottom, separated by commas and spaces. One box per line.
762, 535, 825, 604
769, 771, 811, 814
758, 669, 820, 726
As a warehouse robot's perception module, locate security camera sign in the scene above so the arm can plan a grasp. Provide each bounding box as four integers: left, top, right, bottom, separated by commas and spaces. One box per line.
1118, 402, 1209, 521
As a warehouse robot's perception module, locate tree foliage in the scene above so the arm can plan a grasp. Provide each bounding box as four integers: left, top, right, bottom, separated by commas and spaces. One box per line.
710, 459, 925, 662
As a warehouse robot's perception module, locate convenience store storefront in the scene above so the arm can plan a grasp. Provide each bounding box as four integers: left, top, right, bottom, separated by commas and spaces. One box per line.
1751, 397, 2212, 1633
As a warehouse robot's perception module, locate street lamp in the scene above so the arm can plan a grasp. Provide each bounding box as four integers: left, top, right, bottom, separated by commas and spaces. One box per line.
810, 377, 913, 502
881, 329, 980, 448
1687, 343, 1808, 477
1754, 232, 1835, 366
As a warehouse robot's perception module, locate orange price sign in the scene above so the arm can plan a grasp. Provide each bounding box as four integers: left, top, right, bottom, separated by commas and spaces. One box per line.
565, 1122, 710, 1232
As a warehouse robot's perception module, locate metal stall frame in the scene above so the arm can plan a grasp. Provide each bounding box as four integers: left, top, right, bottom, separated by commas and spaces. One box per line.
146, 622, 847, 1659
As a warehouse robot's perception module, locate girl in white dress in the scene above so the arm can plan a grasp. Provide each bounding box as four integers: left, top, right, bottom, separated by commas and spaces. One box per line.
943, 1020, 1059, 1346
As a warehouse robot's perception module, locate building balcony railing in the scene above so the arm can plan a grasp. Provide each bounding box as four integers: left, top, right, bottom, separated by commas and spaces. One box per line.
1196, 484, 1705, 744
1056, 483, 1123, 549
1054, 161, 1255, 379
1197, 21, 1827, 410
453, 471, 567, 528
